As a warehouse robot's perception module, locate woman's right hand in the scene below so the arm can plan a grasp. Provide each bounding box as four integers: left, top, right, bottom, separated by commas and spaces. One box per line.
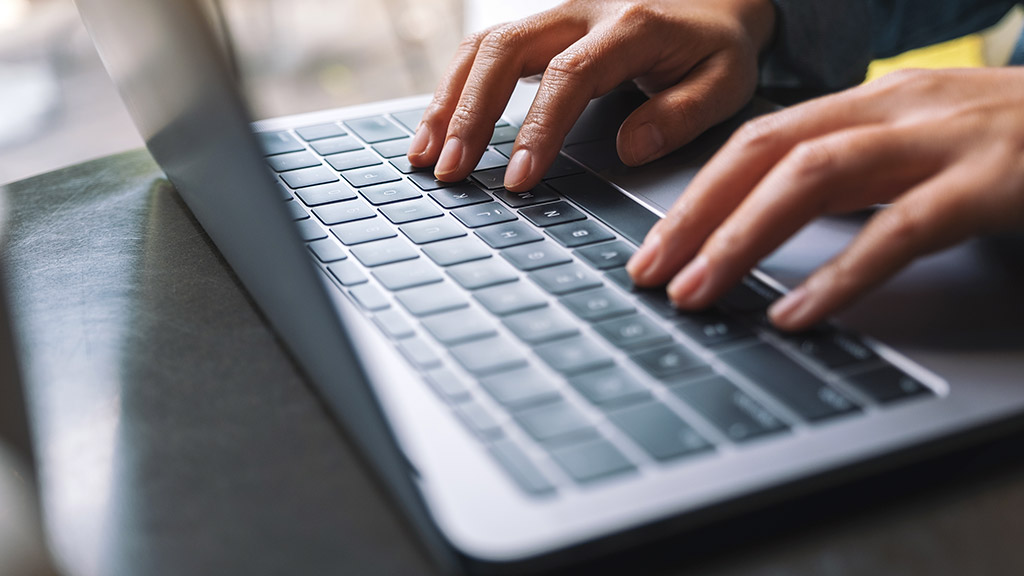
407, 0, 777, 192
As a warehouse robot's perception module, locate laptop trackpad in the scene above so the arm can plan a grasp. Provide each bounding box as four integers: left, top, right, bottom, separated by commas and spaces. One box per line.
562, 89, 777, 214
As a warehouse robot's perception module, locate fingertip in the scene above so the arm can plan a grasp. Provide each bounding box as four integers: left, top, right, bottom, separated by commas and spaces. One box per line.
666, 254, 710, 308
626, 231, 662, 285
768, 285, 818, 331
434, 137, 465, 180
503, 149, 533, 190
617, 122, 664, 166
407, 124, 438, 167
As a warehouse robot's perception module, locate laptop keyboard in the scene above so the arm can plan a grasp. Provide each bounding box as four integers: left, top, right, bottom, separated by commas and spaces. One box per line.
260, 111, 936, 496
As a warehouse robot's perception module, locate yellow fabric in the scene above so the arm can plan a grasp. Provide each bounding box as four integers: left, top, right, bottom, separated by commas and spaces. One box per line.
866, 35, 986, 81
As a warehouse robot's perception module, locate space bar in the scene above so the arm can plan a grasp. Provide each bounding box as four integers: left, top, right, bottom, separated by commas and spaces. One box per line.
546, 172, 659, 246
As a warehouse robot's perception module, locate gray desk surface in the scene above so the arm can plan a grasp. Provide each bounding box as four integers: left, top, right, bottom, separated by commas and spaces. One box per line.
3, 150, 1024, 576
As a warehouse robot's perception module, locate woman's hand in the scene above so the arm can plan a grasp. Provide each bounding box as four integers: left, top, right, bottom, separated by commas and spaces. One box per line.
627, 67, 1024, 331
407, 0, 776, 191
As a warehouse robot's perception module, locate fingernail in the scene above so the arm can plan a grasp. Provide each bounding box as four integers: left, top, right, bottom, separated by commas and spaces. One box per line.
630, 123, 664, 164
408, 124, 430, 159
769, 286, 811, 328
435, 137, 464, 178
504, 149, 533, 189
626, 231, 662, 282
667, 254, 709, 304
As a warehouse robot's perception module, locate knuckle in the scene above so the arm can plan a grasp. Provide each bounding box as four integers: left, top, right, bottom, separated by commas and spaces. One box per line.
547, 49, 591, 79
448, 103, 481, 131
615, 3, 658, 27
733, 114, 785, 152
877, 204, 926, 248
785, 139, 840, 182
479, 22, 530, 57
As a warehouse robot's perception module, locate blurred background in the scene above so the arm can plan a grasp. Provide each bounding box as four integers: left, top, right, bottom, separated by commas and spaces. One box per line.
0, 0, 1020, 186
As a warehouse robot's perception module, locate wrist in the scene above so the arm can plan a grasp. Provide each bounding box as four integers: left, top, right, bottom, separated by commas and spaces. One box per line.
730, 0, 777, 54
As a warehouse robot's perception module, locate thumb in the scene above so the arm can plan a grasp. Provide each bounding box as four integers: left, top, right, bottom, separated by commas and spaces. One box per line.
617, 55, 755, 166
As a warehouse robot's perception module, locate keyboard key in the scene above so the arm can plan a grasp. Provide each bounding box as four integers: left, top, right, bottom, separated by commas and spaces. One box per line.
296, 123, 347, 142
359, 181, 422, 206
493, 185, 559, 208
471, 166, 507, 190
546, 220, 615, 247
324, 149, 381, 172
310, 135, 364, 155
547, 173, 659, 246
447, 258, 519, 289
423, 237, 492, 267
514, 401, 597, 444
286, 201, 310, 221
475, 149, 510, 171
608, 402, 712, 462
454, 402, 502, 439
257, 131, 304, 155
276, 182, 295, 200
575, 241, 636, 270
493, 142, 515, 158
372, 259, 443, 291
331, 218, 397, 245
308, 238, 347, 262
594, 315, 672, 351
561, 288, 635, 322
350, 237, 419, 267
503, 307, 579, 345
281, 166, 340, 189
389, 155, 422, 174
421, 308, 499, 345
670, 375, 788, 443
379, 198, 444, 224
314, 201, 376, 225
675, 310, 755, 347
428, 184, 492, 208
295, 182, 358, 206
490, 125, 519, 145
719, 343, 860, 422
450, 335, 529, 375
425, 368, 472, 403
408, 171, 456, 191
395, 282, 469, 317
520, 201, 586, 228
296, 219, 328, 241
534, 336, 615, 375
481, 366, 561, 409
391, 109, 425, 133
327, 260, 368, 286
345, 115, 407, 143
397, 336, 442, 370
474, 282, 549, 316
787, 329, 879, 370
400, 216, 466, 245
341, 165, 402, 188
550, 438, 635, 484
349, 284, 390, 311
488, 439, 555, 496
372, 138, 411, 158
844, 365, 932, 404
501, 240, 572, 271
372, 308, 415, 339
548, 438, 634, 487
569, 367, 650, 407
451, 202, 517, 228
475, 221, 544, 249
719, 277, 781, 314
267, 151, 321, 172
529, 263, 602, 295
631, 344, 708, 380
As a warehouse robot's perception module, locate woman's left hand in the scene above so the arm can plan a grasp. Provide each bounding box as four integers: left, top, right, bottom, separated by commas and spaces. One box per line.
627, 67, 1024, 331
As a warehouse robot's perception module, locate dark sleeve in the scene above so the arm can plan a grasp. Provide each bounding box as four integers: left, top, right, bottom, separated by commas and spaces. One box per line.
760, 0, 1020, 91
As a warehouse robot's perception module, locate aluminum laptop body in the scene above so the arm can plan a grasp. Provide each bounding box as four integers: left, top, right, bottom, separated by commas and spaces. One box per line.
73, 0, 1024, 573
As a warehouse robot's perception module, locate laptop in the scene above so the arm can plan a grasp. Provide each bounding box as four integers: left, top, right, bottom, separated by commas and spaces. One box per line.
72, 0, 1024, 573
